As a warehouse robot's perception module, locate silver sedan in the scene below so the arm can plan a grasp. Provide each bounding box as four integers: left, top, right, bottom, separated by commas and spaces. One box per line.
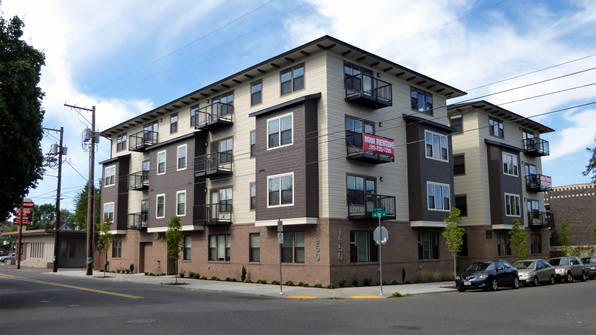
513, 259, 556, 286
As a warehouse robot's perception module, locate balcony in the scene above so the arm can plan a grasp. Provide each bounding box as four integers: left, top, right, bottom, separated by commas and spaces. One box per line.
193, 202, 233, 226
129, 130, 158, 152
523, 138, 549, 157
526, 174, 552, 192
527, 211, 550, 228
347, 193, 396, 220
344, 73, 392, 109
194, 102, 233, 131
194, 152, 233, 178
128, 171, 149, 191
346, 133, 394, 164
128, 211, 148, 230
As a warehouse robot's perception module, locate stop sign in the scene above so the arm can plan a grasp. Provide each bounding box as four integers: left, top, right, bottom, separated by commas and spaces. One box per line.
373, 226, 388, 245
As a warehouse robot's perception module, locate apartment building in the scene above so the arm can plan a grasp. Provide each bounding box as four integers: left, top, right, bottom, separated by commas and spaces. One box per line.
545, 183, 596, 247
99, 35, 469, 285
447, 101, 554, 265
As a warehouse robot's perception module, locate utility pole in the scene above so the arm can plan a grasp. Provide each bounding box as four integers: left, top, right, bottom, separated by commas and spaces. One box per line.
65, 104, 96, 275
17, 198, 24, 270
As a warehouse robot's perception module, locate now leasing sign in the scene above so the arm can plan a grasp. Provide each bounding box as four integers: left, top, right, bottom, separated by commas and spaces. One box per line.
362, 133, 395, 156
540, 175, 552, 188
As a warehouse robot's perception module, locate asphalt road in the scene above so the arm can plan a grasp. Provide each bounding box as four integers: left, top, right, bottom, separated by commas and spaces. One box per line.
1, 268, 595, 334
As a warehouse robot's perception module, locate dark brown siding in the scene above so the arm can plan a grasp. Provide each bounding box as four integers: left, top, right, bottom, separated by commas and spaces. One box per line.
116, 156, 130, 230
487, 144, 523, 225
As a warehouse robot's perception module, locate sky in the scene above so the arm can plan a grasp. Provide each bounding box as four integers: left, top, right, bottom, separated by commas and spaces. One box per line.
2, 0, 595, 212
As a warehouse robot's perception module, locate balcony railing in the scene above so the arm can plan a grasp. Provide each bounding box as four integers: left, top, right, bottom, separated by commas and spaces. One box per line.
346, 132, 394, 164
344, 73, 392, 109
347, 193, 396, 220
526, 174, 552, 192
193, 202, 233, 226
128, 171, 149, 191
527, 211, 550, 228
193, 102, 234, 131
128, 211, 148, 230
194, 152, 233, 178
523, 138, 549, 157
129, 130, 158, 152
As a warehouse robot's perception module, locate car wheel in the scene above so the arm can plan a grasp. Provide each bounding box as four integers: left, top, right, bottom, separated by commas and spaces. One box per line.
581, 272, 587, 282
549, 275, 555, 285
566, 272, 574, 283
533, 276, 540, 287
457, 288, 465, 292
490, 278, 498, 291
512, 277, 519, 289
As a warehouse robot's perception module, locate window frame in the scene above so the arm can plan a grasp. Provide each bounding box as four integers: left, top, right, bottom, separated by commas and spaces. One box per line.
177, 144, 187, 171
250, 183, 256, 210
497, 233, 511, 256
251, 80, 262, 106
418, 232, 439, 260
249, 233, 260, 262
250, 131, 256, 157
349, 231, 378, 263
267, 172, 294, 208
280, 64, 304, 96
170, 113, 178, 133
104, 165, 116, 187
450, 114, 463, 134
208, 234, 231, 261
502, 152, 519, 177
112, 238, 122, 258
190, 105, 198, 127
454, 194, 468, 216
103, 202, 114, 222
157, 150, 166, 175
410, 87, 433, 115
489, 117, 504, 138
156, 194, 166, 219
116, 134, 127, 152
505, 193, 521, 217
427, 181, 451, 211
531, 234, 542, 254
425, 130, 449, 162
267, 113, 293, 149
453, 154, 465, 175
176, 190, 186, 217
281, 231, 305, 263
184, 235, 192, 260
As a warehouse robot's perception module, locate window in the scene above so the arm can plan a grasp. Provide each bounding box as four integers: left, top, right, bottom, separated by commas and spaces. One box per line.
411, 87, 433, 114
425, 131, 448, 161
217, 188, 232, 213
116, 134, 127, 151
250, 131, 256, 157
209, 235, 230, 261
505, 193, 521, 216
460, 233, 469, 257
268, 173, 293, 207
184, 236, 191, 260
453, 154, 465, 175
170, 113, 178, 133
103, 202, 114, 222
176, 191, 186, 216
282, 232, 304, 263
60, 241, 76, 258
427, 182, 450, 211
251, 81, 262, 105
418, 232, 439, 260
527, 199, 539, 217
454, 195, 467, 216
345, 116, 374, 148
157, 151, 166, 175
112, 238, 122, 258
250, 184, 256, 210
268, 114, 292, 148
190, 105, 198, 126
489, 117, 504, 138
350, 231, 378, 263
502, 152, 519, 176
216, 138, 233, 163
30, 242, 44, 258
177, 145, 187, 170
497, 233, 511, 256
104, 166, 116, 186
450, 114, 463, 134
213, 92, 234, 116
156, 194, 165, 218
250, 233, 260, 262
280, 64, 304, 95
531, 234, 542, 254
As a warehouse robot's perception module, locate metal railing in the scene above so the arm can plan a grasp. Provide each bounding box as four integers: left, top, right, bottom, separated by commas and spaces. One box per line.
128, 211, 148, 229
526, 174, 552, 192
193, 202, 233, 226
527, 211, 548, 228
344, 73, 392, 107
193, 102, 234, 129
347, 193, 396, 219
194, 152, 233, 177
129, 130, 158, 151
128, 171, 149, 190
523, 138, 549, 156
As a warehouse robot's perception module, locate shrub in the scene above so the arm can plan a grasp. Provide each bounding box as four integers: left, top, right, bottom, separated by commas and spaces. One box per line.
351, 276, 359, 287
130, 264, 135, 273
314, 283, 323, 288
144, 272, 149, 276
363, 278, 372, 286
402, 266, 407, 284
117, 269, 121, 273
241, 266, 247, 282
189, 271, 196, 278
179, 272, 185, 278
201, 276, 207, 280
285, 281, 294, 286
99, 269, 104, 272
160, 273, 166, 276
226, 277, 232, 282
390, 292, 411, 298
211, 276, 219, 281
391, 280, 399, 285
231, 278, 237, 282
193, 273, 201, 279
245, 279, 252, 283
257, 279, 267, 284
301, 283, 309, 287
327, 283, 335, 289
297, 282, 304, 287
272, 280, 280, 285
338, 277, 346, 287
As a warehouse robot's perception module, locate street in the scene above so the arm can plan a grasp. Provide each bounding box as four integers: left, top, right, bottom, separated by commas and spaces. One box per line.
1, 267, 595, 334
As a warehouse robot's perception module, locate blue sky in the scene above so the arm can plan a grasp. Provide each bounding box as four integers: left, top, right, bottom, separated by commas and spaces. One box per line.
3, 0, 595, 211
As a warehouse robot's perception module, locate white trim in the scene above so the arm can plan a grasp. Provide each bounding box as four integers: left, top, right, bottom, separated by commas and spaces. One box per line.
426, 181, 451, 212
147, 225, 204, 233
410, 221, 447, 228
266, 112, 293, 150
177, 144, 187, 171
492, 224, 513, 230
255, 217, 318, 227
267, 172, 294, 208
156, 193, 166, 219
108, 230, 128, 235
502, 152, 519, 177
424, 130, 449, 163
176, 190, 186, 217
104, 165, 116, 187
504, 193, 521, 217
103, 202, 115, 222
157, 150, 167, 175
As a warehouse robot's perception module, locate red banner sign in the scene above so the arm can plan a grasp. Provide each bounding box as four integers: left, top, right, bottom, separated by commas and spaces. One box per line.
540, 175, 552, 188
362, 133, 394, 156
14, 209, 32, 216
14, 219, 31, 225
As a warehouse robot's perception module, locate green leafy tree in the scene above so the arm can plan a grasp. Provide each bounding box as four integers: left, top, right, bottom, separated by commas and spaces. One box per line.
583, 135, 596, 183
30, 203, 56, 229
72, 186, 101, 230
60, 209, 74, 229
558, 219, 572, 256
0, 16, 46, 220
96, 217, 114, 277
509, 219, 528, 260
442, 208, 465, 279
161, 216, 185, 283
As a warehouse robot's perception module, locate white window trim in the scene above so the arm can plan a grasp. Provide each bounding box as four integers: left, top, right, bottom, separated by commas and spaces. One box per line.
505, 193, 521, 217
177, 144, 187, 171
424, 130, 449, 162
103, 202, 115, 222
176, 190, 186, 217
157, 150, 167, 175
267, 172, 294, 208
156, 193, 166, 219
502, 152, 519, 177
267, 112, 293, 150
104, 165, 116, 187
426, 181, 451, 212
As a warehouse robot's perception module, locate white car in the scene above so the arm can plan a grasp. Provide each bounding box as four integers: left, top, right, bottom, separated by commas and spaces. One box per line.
0, 253, 15, 262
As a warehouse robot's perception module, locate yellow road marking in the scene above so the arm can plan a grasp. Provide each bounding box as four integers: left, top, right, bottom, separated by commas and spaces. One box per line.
286, 295, 317, 299
350, 295, 382, 299
0, 273, 143, 299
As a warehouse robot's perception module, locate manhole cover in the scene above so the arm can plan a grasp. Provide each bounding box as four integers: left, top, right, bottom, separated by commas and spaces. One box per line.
389, 325, 421, 330
126, 319, 157, 324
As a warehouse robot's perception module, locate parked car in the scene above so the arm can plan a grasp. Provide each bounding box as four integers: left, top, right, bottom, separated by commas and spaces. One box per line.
581, 257, 596, 279
455, 260, 519, 292
513, 259, 556, 286
548, 256, 587, 282
0, 253, 15, 262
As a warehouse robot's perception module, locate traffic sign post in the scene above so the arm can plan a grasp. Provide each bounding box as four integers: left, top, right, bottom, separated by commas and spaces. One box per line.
277, 217, 283, 295
372, 206, 387, 296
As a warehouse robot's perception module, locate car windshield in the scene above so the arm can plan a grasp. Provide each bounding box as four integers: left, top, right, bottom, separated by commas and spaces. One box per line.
466, 262, 494, 271
549, 258, 568, 266
514, 261, 534, 269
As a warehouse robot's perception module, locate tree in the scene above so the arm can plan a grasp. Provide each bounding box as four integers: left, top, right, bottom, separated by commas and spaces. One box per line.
72, 186, 101, 230
584, 136, 596, 183
161, 216, 185, 284
60, 209, 75, 229
558, 219, 572, 256
509, 219, 528, 260
0, 16, 46, 220
30, 203, 56, 229
442, 208, 465, 279
96, 217, 114, 277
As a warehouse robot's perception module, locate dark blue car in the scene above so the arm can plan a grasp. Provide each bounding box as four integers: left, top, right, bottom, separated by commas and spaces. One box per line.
456, 260, 519, 292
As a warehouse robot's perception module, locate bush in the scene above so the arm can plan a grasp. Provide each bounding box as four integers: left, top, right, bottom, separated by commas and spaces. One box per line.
231, 278, 237, 282
390, 292, 411, 298
285, 281, 294, 286
257, 279, 267, 284
179, 271, 185, 278
391, 280, 399, 285
327, 283, 335, 289
272, 280, 280, 285
144, 272, 149, 276
245, 279, 252, 283
302, 283, 309, 287
99, 269, 104, 272
241, 266, 247, 282
338, 277, 346, 287
314, 283, 323, 288
193, 273, 201, 279
201, 276, 207, 280
351, 276, 359, 287
160, 273, 166, 276
189, 271, 196, 278
211, 276, 219, 281
117, 269, 121, 273
402, 266, 407, 284
130, 264, 135, 273
226, 277, 232, 282
363, 278, 372, 286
